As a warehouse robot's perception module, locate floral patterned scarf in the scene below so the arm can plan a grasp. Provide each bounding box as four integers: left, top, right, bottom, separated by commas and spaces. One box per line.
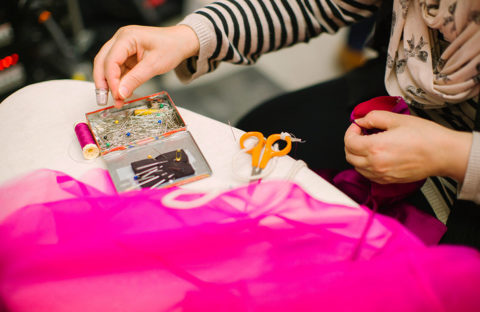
385, 0, 480, 108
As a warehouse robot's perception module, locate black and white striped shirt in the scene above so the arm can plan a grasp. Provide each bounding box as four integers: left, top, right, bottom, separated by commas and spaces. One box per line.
176, 0, 381, 81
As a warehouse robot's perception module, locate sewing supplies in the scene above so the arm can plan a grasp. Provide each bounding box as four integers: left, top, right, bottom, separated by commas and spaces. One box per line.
130, 149, 195, 189
240, 132, 292, 177
175, 149, 182, 161
95, 88, 108, 106
231, 132, 304, 182
85, 91, 212, 192
74, 122, 100, 160
87, 94, 185, 153
134, 108, 162, 116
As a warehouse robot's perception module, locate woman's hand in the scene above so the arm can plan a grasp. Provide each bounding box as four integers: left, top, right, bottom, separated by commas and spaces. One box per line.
93, 25, 199, 107
344, 110, 472, 184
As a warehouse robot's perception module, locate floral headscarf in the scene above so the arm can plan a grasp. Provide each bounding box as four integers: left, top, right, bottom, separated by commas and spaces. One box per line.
385, 0, 480, 108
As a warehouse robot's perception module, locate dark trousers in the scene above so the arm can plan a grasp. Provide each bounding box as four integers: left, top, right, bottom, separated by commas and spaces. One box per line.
236, 57, 480, 250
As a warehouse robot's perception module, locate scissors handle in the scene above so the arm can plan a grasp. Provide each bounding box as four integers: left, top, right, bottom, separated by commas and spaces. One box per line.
258, 134, 292, 169
239, 131, 265, 168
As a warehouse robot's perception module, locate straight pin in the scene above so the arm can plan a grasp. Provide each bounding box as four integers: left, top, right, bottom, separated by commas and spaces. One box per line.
143, 169, 159, 178
136, 166, 158, 176
137, 175, 160, 186
87, 94, 184, 152
136, 161, 167, 171
150, 178, 167, 189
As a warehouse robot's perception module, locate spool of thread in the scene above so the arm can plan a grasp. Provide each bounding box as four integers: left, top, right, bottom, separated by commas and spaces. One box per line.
74, 122, 100, 159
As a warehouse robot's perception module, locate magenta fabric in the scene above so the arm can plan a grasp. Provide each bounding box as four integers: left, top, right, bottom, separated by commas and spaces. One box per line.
332, 169, 446, 245
1, 169, 480, 311
318, 96, 446, 245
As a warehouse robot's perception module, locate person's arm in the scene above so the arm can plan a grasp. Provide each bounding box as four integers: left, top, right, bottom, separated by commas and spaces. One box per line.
93, 25, 200, 107
176, 0, 381, 82
458, 132, 480, 203
344, 110, 480, 204
93, 0, 380, 107
344, 111, 472, 185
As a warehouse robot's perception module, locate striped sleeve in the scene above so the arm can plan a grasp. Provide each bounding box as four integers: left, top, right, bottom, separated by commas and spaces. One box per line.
458, 131, 480, 204
175, 0, 381, 83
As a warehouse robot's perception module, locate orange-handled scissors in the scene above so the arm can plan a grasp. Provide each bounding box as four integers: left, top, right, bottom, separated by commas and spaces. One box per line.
239, 131, 292, 176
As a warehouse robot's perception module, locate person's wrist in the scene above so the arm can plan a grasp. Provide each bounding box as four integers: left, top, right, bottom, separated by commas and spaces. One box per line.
438, 129, 472, 182
173, 24, 200, 59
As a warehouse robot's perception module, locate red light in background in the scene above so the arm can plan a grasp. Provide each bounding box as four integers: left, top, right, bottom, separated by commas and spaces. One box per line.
144, 0, 166, 8
0, 53, 19, 71
2, 56, 12, 67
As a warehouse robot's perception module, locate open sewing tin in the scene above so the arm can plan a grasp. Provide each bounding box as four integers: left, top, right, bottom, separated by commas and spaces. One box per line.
86, 91, 212, 192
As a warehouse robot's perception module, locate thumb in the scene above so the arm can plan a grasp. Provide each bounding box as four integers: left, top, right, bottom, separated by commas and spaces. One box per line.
118, 60, 157, 100
354, 110, 397, 131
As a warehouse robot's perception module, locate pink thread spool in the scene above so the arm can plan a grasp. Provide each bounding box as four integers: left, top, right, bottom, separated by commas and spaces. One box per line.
74, 122, 100, 159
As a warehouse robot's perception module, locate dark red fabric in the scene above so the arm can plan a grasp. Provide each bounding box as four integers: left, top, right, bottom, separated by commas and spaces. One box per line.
320, 96, 446, 245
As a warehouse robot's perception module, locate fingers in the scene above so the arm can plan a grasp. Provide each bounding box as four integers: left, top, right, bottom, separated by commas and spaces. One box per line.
344, 143, 383, 183
103, 36, 135, 106
346, 111, 405, 156
345, 146, 369, 168
344, 124, 375, 180
117, 56, 157, 101
95, 27, 162, 108
93, 38, 113, 88
344, 123, 369, 156
93, 39, 115, 105
92, 24, 198, 108
354, 110, 397, 131
93, 27, 139, 107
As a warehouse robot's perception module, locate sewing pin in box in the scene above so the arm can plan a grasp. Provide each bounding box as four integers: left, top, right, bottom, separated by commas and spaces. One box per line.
85, 91, 212, 192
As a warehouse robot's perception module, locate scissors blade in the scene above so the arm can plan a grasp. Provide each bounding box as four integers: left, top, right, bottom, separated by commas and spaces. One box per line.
248, 166, 263, 181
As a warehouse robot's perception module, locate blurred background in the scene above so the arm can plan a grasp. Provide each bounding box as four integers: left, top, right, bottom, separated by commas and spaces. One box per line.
0, 0, 374, 124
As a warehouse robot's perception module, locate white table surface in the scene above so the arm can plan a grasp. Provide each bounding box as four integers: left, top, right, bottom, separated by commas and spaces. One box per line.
0, 80, 356, 206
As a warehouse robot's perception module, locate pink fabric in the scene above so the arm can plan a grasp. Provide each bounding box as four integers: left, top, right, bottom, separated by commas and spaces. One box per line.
320, 96, 446, 245
1, 169, 480, 311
